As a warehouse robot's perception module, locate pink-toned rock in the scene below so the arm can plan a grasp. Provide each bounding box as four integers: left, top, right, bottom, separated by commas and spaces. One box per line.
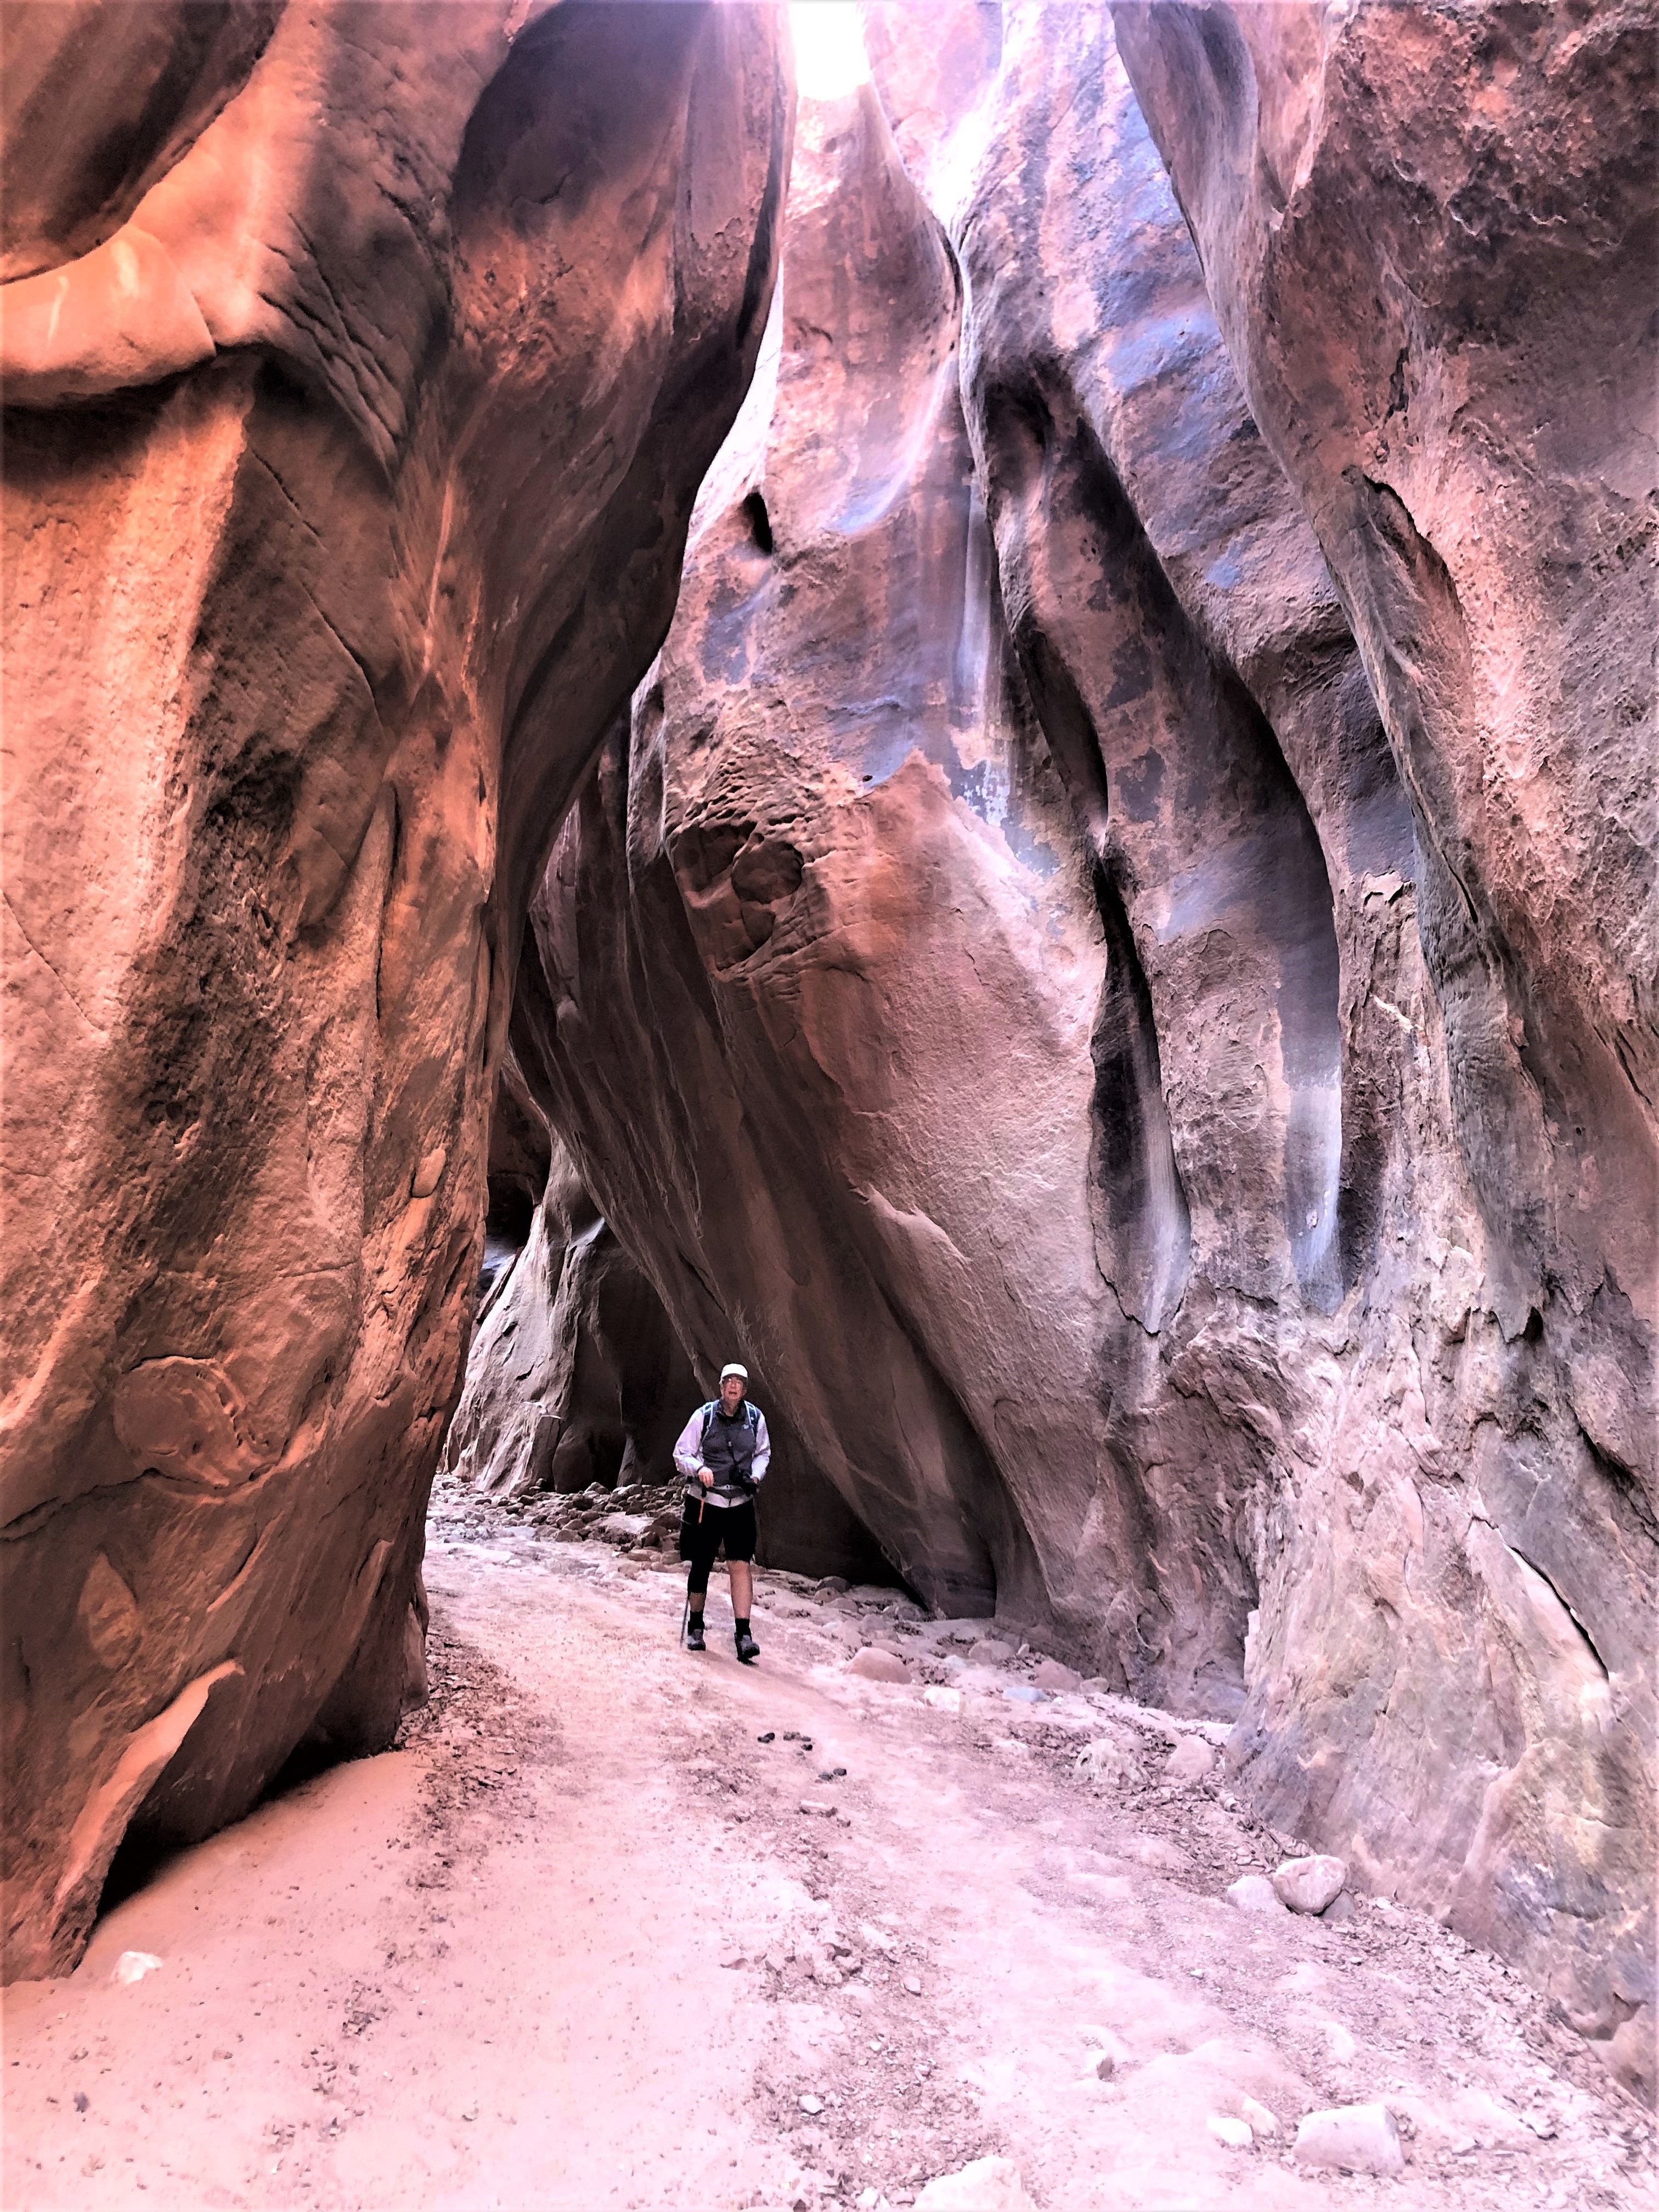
1115, 0, 1656, 2072
1031, 1660, 1082, 1694
445, 1131, 700, 1499
848, 1647, 911, 1686
915, 2157, 1038, 2212
1, 3, 791, 1980
1272, 1856, 1348, 1916
1164, 1737, 1216, 1788
1292, 2103, 1405, 2177
1227, 1875, 1288, 1918
489, 0, 1654, 2067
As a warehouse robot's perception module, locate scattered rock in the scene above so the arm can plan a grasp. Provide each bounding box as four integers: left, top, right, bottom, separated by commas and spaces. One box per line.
1207, 2115, 1252, 2149
1239, 2095, 1279, 2139
915, 2157, 1038, 2211
800, 1799, 838, 1817
799, 2093, 824, 2115
903, 1974, 923, 1995
1001, 1685, 1045, 1706
1030, 1658, 1081, 1692
598, 1511, 653, 1541
967, 1639, 1015, 1665
849, 1647, 910, 1684
1125, 1836, 1187, 1875
110, 1951, 162, 1985
1292, 2103, 1405, 2176
1321, 1890, 1357, 1925
1272, 1855, 1348, 1915
1076, 1736, 1146, 1788
923, 1686, 962, 1713
1226, 1875, 1288, 1916
1164, 1737, 1215, 1786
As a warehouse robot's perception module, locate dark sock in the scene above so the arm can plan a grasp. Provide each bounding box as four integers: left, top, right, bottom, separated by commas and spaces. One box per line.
735, 1617, 751, 1637
689, 1609, 705, 1628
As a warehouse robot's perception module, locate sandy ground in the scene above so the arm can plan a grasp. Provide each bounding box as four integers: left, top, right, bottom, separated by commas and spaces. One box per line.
6, 1480, 1655, 2212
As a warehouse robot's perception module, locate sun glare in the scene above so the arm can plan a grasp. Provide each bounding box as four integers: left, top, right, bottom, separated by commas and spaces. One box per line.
789, 1, 872, 101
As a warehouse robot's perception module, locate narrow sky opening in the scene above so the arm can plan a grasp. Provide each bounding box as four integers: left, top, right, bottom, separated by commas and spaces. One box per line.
789, 1, 872, 101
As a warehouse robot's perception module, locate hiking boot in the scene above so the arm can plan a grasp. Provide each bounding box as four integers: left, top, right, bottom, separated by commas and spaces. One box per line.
735, 1627, 760, 1664
685, 1617, 706, 1651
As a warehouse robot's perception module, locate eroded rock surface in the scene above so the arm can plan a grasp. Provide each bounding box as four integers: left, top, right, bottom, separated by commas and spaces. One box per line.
499, 1, 1654, 2084
1113, 0, 1657, 2087
445, 1126, 701, 1501
1, 0, 790, 1978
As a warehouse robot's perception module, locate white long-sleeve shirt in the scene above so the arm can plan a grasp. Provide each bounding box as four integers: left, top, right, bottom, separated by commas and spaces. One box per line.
673, 1400, 771, 1506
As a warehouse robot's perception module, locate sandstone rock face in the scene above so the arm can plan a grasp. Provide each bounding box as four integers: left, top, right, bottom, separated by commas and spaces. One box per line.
444, 1130, 701, 1501
1113, 0, 1657, 2081
1, 1, 790, 1979
500, 1, 1653, 2078
515, 82, 1130, 1643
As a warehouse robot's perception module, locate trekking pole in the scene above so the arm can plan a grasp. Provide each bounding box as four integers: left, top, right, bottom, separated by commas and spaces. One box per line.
679, 1588, 690, 1647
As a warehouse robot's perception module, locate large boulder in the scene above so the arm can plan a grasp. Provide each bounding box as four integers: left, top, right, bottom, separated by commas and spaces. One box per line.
0, 0, 790, 1979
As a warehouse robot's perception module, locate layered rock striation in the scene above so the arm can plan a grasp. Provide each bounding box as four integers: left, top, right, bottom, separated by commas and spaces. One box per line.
1, 0, 790, 1978
504, 1, 1654, 2086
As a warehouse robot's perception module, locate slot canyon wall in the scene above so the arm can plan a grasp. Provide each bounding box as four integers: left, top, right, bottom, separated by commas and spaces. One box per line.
499, 0, 1655, 2090
1, 0, 791, 1979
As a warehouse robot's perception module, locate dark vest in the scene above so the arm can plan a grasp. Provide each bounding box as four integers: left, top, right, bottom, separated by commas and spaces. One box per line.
700, 1402, 758, 1499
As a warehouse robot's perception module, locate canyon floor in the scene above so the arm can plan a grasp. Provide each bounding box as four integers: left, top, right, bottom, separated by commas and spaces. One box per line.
5, 1479, 1652, 2212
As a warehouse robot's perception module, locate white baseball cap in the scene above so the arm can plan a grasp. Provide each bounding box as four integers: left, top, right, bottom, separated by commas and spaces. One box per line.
720, 1362, 749, 1382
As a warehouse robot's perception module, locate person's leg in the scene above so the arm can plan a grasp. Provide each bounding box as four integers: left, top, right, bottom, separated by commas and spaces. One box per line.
730, 1509, 759, 1660
681, 1499, 715, 1648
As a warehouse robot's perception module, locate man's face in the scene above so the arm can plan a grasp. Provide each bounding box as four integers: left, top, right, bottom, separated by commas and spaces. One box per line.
720, 1375, 745, 1414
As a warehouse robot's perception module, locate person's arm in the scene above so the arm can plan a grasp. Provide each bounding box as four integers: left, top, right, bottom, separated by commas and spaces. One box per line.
748, 1412, 771, 1487
672, 1408, 709, 1484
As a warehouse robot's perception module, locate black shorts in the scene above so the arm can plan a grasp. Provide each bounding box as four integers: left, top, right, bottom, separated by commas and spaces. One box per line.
679, 1494, 758, 1568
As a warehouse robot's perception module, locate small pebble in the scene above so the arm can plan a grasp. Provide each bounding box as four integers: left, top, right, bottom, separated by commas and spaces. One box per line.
758, 1731, 775, 1743
1207, 2115, 1252, 2150
903, 1974, 923, 1995
799, 2093, 823, 2114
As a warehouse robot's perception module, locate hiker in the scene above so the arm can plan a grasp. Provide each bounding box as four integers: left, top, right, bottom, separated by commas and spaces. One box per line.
673, 1363, 770, 1662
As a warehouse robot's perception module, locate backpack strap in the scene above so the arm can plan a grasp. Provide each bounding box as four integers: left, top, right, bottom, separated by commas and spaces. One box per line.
700, 1399, 760, 1449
